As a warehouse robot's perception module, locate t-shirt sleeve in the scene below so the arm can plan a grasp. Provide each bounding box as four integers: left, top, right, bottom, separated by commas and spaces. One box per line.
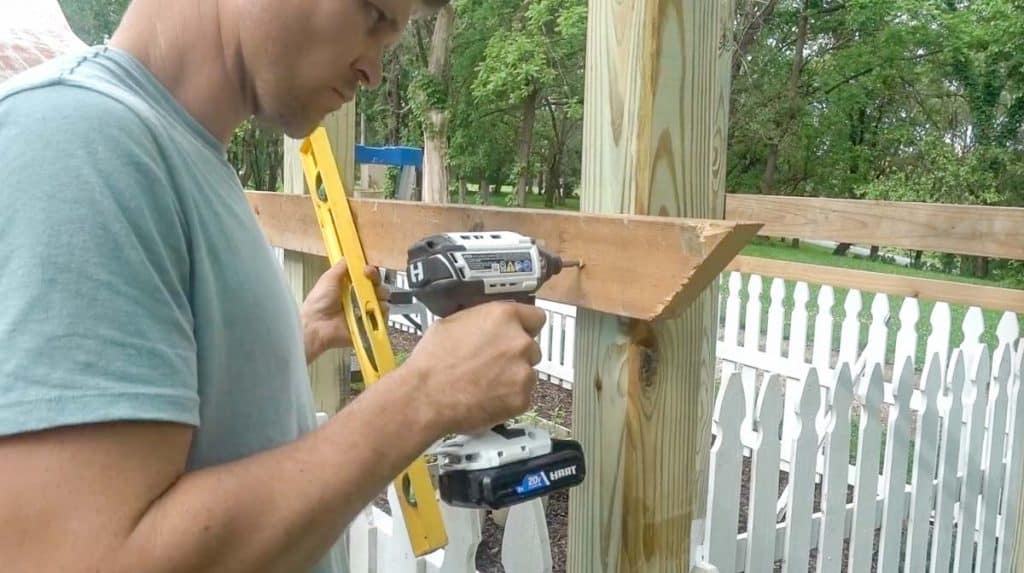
0, 84, 199, 436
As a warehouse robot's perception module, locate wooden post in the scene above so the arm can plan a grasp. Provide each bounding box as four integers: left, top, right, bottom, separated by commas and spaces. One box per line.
282, 104, 357, 415
567, 1, 735, 571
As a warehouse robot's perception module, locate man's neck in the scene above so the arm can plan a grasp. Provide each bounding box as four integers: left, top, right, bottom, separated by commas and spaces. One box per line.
109, 0, 252, 145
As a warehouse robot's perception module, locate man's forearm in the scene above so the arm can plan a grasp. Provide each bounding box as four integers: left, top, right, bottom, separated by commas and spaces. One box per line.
115, 367, 438, 573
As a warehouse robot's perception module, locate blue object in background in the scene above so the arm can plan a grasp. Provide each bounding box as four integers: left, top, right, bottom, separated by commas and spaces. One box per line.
355, 145, 423, 167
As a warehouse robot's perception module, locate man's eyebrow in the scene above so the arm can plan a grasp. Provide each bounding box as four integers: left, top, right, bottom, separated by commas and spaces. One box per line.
377, 0, 402, 33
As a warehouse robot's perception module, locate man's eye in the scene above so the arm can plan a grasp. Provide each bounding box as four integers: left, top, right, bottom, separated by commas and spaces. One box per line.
366, 1, 386, 27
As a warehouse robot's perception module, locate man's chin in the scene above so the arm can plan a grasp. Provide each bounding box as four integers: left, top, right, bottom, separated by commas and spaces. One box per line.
253, 110, 325, 140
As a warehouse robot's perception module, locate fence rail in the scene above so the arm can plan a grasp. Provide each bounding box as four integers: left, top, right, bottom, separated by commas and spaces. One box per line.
724, 194, 1024, 260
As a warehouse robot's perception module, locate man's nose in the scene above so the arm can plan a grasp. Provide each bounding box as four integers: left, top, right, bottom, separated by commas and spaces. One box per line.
354, 53, 383, 90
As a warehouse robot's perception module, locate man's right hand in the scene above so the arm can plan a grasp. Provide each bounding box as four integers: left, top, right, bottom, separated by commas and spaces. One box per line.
402, 302, 547, 436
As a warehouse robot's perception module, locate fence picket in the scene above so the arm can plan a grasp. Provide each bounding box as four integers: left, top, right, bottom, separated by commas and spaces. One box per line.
723, 272, 743, 348
977, 343, 1013, 572
812, 286, 836, 370
849, 364, 884, 573
705, 371, 745, 572
745, 374, 784, 573
903, 352, 943, 572
962, 306, 986, 374
894, 298, 920, 375
999, 342, 1024, 572
931, 350, 967, 572
816, 363, 854, 573
348, 506, 378, 573
838, 290, 863, 369
742, 276, 764, 435
865, 294, 891, 372
953, 347, 992, 572
878, 357, 914, 572
788, 282, 810, 364
927, 302, 953, 377
563, 314, 576, 383
384, 487, 426, 573
501, 499, 552, 573
550, 312, 565, 377
743, 275, 764, 352
766, 278, 786, 358
438, 504, 482, 573
997, 312, 1020, 347
782, 369, 820, 572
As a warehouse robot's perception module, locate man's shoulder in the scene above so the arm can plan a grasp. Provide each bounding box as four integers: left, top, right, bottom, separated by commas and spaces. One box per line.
0, 47, 160, 146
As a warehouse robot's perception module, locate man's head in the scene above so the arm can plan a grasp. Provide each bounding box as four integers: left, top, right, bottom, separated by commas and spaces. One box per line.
236, 0, 448, 138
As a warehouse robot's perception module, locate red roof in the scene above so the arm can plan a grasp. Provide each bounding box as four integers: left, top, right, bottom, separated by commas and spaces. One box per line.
0, 0, 87, 83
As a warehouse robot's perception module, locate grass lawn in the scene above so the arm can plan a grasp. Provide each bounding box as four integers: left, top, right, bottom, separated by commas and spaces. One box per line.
449, 188, 580, 212
727, 238, 1023, 369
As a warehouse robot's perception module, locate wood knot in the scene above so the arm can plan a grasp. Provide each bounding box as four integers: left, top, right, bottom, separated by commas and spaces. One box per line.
629, 320, 658, 386
594, 374, 603, 393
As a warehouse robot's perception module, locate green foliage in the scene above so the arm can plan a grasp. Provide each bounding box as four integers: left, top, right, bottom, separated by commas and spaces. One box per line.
728, 0, 1024, 208
226, 119, 283, 191
58, 0, 130, 44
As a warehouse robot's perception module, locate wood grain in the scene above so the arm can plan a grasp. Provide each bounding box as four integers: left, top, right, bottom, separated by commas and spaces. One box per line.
725, 194, 1024, 260
246, 191, 759, 322
567, 1, 734, 571
726, 256, 1024, 313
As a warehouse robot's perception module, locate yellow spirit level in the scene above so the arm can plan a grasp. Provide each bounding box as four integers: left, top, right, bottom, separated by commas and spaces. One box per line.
299, 127, 448, 556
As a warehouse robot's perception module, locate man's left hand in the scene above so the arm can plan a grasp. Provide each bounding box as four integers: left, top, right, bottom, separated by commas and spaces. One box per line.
300, 261, 390, 363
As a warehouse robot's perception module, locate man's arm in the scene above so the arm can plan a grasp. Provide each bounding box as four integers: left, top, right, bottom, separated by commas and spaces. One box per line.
0, 302, 546, 573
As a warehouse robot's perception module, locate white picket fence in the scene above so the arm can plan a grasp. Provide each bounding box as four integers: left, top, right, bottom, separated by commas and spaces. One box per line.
347, 269, 1024, 572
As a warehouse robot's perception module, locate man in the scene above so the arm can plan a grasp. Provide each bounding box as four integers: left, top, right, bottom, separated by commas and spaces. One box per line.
0, 0, 546, 571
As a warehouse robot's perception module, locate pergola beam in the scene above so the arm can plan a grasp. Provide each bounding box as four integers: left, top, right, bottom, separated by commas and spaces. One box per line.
246, 191, 759, 322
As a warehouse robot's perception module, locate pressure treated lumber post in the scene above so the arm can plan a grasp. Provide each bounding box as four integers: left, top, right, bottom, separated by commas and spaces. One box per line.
567, 1, 735, 571
282, 105, 357, 415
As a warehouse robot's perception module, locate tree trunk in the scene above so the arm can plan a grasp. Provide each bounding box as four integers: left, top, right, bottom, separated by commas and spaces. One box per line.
975, 256, 989, 278
960, 254, 974, 277
913, 250, 923, 268
759, 0, 808, 195
421, 5, 455, 204
458, 178, 467, 204
387, 53, 402, 144
479, 179, 490, 204
544, 151, 561, 207
760, 149, 779, 194
833, 242, 853, 256
514, 88, 540, 207
732, 0, 780, 77
869, 245, 880, 260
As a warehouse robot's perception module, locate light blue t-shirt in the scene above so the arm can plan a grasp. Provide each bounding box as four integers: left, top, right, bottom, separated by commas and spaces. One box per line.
0, 46, 345, 572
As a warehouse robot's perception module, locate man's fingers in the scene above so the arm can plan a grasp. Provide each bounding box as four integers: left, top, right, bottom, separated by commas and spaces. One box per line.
363, 265, 381, 285
514, 304, 547, 338
326, 259, 349, 281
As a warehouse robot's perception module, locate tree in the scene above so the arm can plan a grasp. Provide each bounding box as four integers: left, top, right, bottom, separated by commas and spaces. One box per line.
419, 5, 455, 203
